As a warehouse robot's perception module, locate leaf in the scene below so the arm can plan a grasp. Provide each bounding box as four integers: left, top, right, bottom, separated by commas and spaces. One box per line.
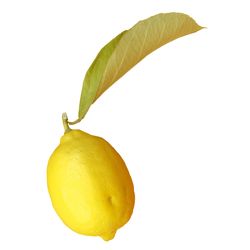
77, 12, 203, 121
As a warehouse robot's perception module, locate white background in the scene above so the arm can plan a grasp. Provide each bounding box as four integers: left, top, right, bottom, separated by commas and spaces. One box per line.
0, 0, 249, 249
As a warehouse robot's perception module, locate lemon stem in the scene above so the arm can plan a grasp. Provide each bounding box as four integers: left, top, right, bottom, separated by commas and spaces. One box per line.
68, 118, 82, 125
62, 112, 72, 133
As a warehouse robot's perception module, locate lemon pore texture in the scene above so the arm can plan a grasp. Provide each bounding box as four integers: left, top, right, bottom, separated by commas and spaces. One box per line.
47, 130, 135, 241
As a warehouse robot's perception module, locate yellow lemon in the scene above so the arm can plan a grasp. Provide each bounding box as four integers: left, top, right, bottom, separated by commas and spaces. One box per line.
47, 129, 135, 241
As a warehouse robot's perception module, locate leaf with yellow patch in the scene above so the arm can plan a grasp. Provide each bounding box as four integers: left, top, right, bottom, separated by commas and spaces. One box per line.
74, 12, 203, 122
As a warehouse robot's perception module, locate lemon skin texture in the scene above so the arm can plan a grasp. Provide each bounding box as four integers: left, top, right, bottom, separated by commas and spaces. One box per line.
47, 129, 135, 241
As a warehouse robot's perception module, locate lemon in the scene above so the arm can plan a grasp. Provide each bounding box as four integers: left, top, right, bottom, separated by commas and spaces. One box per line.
47, 129, 135, 241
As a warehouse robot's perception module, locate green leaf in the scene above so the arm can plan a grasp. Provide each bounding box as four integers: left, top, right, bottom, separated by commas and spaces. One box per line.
77, 12, 203, 121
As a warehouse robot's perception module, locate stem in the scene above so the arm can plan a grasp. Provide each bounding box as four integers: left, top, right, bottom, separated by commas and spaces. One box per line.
68, 118, 82, 125
62, 112, 72, 133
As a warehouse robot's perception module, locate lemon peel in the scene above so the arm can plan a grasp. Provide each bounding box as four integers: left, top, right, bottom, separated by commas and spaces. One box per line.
47, 129, 135, 241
